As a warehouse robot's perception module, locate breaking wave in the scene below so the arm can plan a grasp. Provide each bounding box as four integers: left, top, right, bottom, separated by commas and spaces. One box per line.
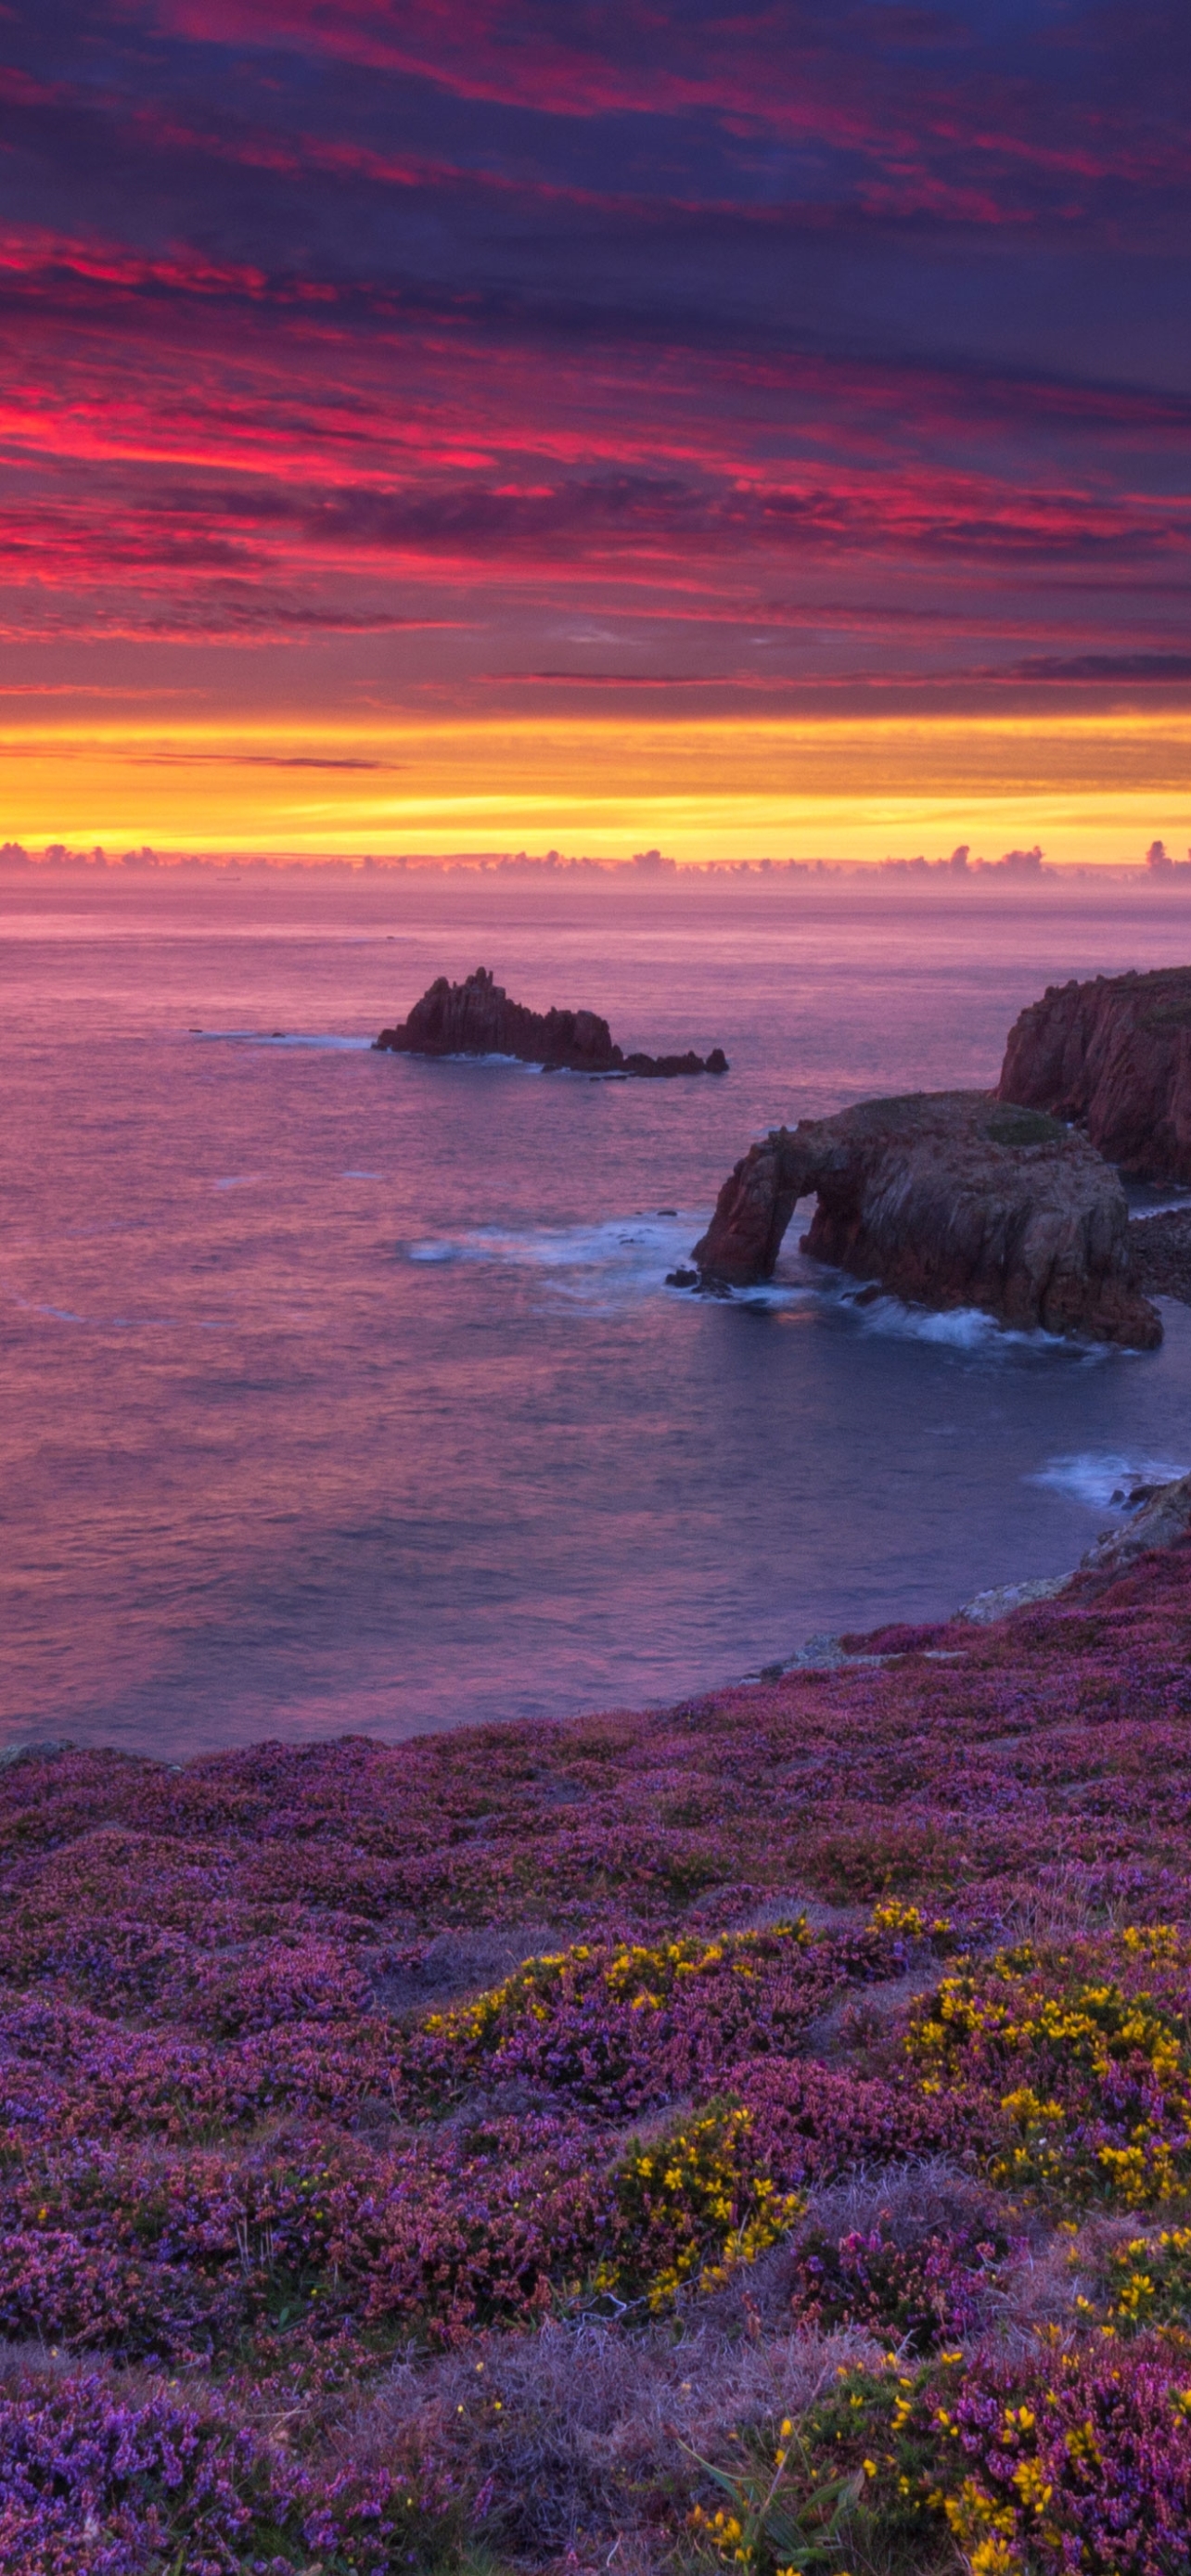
1030, 1451, 1190, 1511
190, 1030, 373, 1050
405, 1213, 704, 1306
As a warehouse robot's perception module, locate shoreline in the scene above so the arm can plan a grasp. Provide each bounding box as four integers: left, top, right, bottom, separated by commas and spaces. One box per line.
6, 1467, 1191, 1777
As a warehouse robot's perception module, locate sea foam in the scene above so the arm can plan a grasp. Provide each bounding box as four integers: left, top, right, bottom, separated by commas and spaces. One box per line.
1031, 1451, 1190, 1511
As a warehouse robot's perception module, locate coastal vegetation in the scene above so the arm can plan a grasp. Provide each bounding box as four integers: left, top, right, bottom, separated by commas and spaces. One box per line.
6, 1532, 1191, 2569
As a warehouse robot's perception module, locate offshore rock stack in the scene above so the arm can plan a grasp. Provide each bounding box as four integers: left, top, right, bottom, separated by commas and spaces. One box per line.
375, 966, 728, 1077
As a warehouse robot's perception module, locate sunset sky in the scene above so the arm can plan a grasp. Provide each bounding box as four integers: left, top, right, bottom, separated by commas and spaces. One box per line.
3, 1, 1189, 862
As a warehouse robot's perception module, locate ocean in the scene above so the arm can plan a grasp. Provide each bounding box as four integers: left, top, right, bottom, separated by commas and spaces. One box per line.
6, 866, 1191, 1759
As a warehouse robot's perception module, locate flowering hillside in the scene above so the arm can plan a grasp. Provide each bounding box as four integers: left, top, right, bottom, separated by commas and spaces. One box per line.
6, 1537, 1191, 2572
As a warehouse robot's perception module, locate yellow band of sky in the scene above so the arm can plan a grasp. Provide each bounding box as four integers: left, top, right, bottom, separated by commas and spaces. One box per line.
2, 709, 1189, 863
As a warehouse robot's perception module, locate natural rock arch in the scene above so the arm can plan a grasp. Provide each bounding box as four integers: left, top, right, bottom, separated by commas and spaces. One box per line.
692, 1090, 1160, 1348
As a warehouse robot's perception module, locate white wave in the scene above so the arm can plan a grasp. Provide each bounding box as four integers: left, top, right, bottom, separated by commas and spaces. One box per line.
405, 1213, 701, 1304
826, 1285, 1039, 1349
1031, 1451, 1190, 1511
435, 1050, 536, 1068
192, 1030, 372, 1051
15, 1295, 178, 1331
1130, 1192, 1191, 1219
727, 1281, 815, 1310
813, 1281, 1114, 1358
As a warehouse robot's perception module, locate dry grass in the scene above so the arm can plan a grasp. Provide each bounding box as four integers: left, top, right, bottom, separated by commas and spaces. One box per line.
331, 2315, 886, 2567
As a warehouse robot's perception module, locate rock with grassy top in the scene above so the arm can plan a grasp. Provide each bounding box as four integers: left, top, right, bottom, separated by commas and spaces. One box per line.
692, 1089, 1160, 1345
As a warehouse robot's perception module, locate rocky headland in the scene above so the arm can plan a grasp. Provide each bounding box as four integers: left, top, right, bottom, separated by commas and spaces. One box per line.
375, 965, 729, 1077
692, 1089, 1161, 1346
998, 963, 1191, 1180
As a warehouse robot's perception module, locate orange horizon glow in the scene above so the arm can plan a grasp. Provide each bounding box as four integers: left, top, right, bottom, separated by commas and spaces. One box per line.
2, 708, 1189, 870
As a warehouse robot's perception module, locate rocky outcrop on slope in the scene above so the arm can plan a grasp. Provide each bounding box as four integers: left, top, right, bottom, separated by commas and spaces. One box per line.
959, 1472, 1191, 1626
998, 966, 1191, 1180
374, 967, 728, 1077
1078, 1472, 1191, 1580
692, 1090, 1161, 1346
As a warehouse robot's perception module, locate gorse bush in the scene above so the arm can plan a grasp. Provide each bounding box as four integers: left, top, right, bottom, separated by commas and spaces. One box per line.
908, 1939, 1191, 2207
939, 2343, 1191, 2576
1100, 2227, 1191, 2340
608, 2102, 803, 2306
685, 2416, 864, 2571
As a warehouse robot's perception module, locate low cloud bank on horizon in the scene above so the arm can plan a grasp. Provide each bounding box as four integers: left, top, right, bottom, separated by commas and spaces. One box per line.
5, 841, 1190, 886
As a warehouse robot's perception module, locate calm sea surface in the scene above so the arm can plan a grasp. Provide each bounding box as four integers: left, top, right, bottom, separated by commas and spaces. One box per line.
6, 870, 1191, 1758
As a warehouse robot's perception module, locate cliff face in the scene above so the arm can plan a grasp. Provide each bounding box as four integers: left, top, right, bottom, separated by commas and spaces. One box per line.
375, 967, 728, 1077
693, 1090, 1161, 1347
997, 966, 1191, 1181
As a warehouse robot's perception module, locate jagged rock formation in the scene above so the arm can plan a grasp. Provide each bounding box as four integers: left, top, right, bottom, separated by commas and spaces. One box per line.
998, 966, 1191, 1180
374, 967, 728, 1078
692, 1090, 1161, 1346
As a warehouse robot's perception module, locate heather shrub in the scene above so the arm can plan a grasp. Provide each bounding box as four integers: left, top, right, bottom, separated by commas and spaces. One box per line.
322, 2114, 609, 2342
838, 1622, 944, 1655
0, 2369, 458, 2576
0, 2366, 455, 2574
0, 2227, 193, 2360
177, 1935, 373, 2036
941, 2340, 1191, 2575
803, 1820, 966, 1901
733, 2053, 999, 2186
396, 1922, 889, 2119
788, 2208, 1012, 2353
0, 2372, 268, 2576
0, 1994, 393, 2141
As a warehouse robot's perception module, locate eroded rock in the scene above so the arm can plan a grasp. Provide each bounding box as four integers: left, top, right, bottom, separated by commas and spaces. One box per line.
692, 1090, 1161, 1346
998, 965, 1191, 1180
375, 966, 728, 1077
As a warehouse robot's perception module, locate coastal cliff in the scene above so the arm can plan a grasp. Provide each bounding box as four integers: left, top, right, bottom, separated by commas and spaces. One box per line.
998, 964, 1191, 1180
376, 965, 728, 1077
693, 1089, 1160, 1346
